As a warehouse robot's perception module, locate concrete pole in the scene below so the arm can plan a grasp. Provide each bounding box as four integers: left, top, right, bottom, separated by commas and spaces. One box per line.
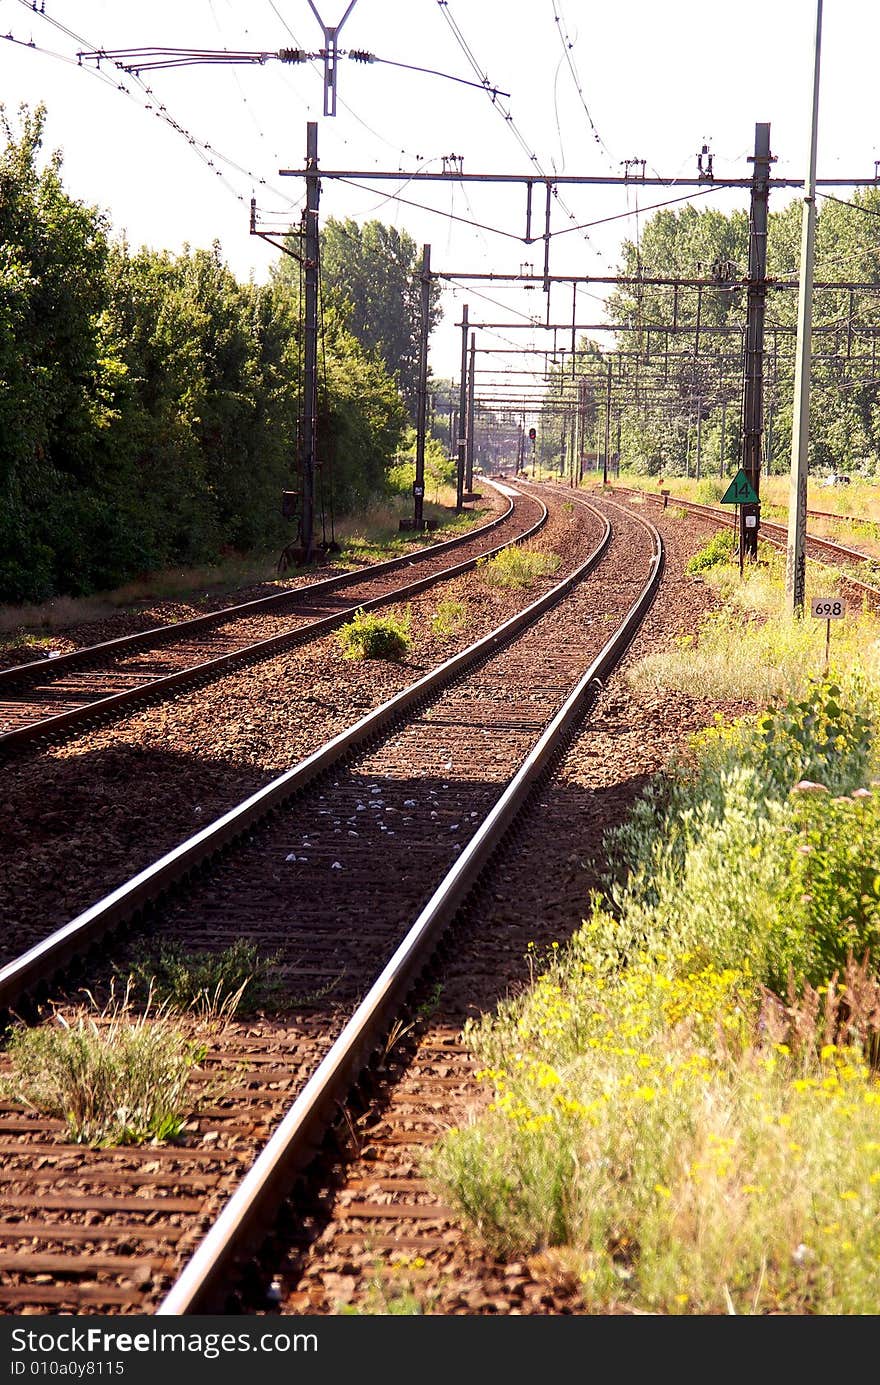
456, 305, 468, 510
786, 0, 823, 616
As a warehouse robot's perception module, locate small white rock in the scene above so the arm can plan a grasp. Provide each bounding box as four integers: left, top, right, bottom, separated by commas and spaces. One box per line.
331, 861, 342, 869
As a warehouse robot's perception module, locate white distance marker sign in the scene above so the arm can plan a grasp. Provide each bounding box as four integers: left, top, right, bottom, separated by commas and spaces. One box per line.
810, 597, 846, 619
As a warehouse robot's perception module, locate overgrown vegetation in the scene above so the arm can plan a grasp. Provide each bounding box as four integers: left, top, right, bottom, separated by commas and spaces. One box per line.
431, 669, 880, 1313
685, 528, 736, 573
1, 993, 206, 1146
336, 607, 412, 661
477, 547, 561, 590
432, 526, 880, 1313
630, 545, 880, 702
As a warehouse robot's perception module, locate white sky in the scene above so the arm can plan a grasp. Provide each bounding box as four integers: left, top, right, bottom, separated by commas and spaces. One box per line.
0, 1, 875, 389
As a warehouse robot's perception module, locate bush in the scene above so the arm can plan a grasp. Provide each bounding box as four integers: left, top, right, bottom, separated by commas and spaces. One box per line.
336, 606, 411, 660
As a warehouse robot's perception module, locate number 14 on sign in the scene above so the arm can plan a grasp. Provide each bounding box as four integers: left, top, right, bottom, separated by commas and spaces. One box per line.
810, 596, 846, 671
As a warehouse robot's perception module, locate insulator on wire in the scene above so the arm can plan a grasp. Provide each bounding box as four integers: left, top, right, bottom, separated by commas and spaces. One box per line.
348, 49, 375, 63
278, 48, 307, 63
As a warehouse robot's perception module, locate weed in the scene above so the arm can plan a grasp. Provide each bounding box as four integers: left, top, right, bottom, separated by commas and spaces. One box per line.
430, 600, 467, 636
122, 940, 279, 1018
477, 547, 561, 590
1, 990, 206, 1147
334, 1257, 435, 1314
336, 607, 412, 661
685, 529, 735, 574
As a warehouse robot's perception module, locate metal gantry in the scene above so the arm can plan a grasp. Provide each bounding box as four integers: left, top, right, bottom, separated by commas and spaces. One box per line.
274, 121, 880, 559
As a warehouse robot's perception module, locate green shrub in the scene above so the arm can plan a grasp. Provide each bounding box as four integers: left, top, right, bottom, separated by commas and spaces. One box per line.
2, 1001, 206, 1146
336, 606, 412, 660
477, 547, 561, 590
685, 529, 735, 574
780, 787, 880, 984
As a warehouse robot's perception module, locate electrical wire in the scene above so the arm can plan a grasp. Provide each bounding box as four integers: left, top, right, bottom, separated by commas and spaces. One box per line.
549, 0, 616, 172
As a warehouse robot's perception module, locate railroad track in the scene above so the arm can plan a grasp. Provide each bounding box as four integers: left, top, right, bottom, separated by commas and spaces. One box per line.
610, 485, 880, 599
0, 493, 660, 1315
0, 483, 543, 754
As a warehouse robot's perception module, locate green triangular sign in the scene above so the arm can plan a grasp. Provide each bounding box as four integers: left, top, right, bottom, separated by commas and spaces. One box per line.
720, 469, 759, 505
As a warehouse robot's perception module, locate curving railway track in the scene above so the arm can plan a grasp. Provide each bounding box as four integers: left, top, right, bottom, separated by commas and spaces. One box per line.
0, 492, 662, 1315
0, 483, 542, 754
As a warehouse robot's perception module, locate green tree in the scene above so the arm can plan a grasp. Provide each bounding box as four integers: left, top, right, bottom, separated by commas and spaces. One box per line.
0, 103, 117, 598
283, 217, 442, 418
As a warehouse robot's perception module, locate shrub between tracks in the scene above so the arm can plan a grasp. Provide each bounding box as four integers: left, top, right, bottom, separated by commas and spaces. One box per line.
335, 607, 412, 661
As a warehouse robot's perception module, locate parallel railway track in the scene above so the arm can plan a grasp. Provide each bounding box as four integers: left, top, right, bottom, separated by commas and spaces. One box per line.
610, 484, 880, 600
0, 484, 543, 754
0, 493, 661, 1315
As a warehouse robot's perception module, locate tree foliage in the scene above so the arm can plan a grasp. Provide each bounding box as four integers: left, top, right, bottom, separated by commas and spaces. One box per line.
288, 217, 442, 419
0, 107, 408, 603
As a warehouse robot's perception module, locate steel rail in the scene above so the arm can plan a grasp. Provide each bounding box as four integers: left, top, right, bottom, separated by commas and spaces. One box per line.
0, 494, 604, 1015
156, 494, 663, 1314
0, 491, 515, 685
0, 487, 544, 755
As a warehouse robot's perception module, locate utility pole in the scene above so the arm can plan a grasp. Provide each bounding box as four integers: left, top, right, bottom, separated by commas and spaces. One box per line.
786, 0, 823, 616
456, 305, 468, 510
466, 332, 476, 492
603, 357, 612, 484
741, 121, 773, 560
413, 244, 431, 530
719, 398, 727, 478
301, 121, 320, 563
695, 396, 703, 481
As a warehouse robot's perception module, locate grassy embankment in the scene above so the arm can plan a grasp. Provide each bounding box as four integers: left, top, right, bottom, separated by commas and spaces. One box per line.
429, 532, 880, 1315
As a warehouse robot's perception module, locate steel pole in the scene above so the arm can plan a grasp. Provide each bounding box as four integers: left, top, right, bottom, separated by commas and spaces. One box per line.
301, 121, 320, 563
466, 332, 476, 492
413, 244, 431, 529
741, 122, 772, 560
786, 0, 823, 616
603, 358, 612, 484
